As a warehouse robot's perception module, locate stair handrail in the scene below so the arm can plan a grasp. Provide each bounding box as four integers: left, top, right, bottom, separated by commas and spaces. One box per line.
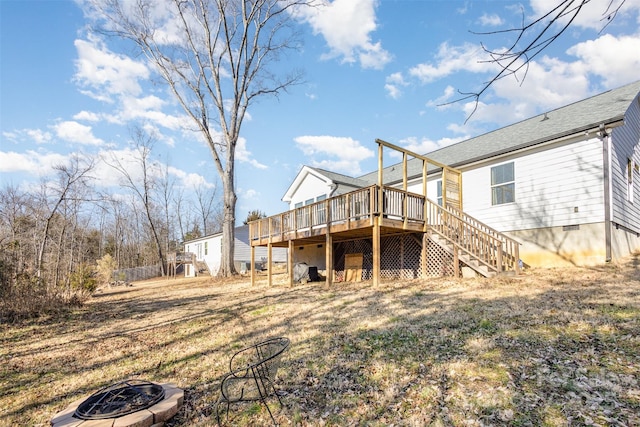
447, 204, 521, 273
426, 198, 520, 274
428, 222, 502, 274
427, 201, 504, 273
444, 205, 516, 245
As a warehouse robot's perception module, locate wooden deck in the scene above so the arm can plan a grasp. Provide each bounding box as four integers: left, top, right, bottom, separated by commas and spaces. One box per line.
250, 185, 426, 247
249, 185, 520, 285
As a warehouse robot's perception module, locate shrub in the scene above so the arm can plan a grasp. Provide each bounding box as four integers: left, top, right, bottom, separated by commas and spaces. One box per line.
95, 254, 117, 285
69, 263, 97, 294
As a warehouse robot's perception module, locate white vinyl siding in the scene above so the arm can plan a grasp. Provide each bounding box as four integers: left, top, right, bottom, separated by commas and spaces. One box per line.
289, 173, 331, 210
610, 95, 640, 231
462, 137, 605, 231
628, 158, 634, 203
185, 226, 288, 276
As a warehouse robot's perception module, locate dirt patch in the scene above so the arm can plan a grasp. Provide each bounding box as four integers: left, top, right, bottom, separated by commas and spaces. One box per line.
1, 257, 639, 426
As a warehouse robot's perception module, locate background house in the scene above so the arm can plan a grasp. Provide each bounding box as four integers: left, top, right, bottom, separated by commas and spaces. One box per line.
184, 225, 288, 276
282, 81, 640, 268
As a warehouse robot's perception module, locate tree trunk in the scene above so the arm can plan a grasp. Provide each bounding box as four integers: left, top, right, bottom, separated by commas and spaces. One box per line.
145, 202, 166, 276
219, 169, 237, 277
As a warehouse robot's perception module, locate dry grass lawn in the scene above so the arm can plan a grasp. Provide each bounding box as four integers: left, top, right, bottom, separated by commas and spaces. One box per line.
2, 256, 640, 426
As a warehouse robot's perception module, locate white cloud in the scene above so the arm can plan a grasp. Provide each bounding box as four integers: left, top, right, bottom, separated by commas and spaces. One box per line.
0, 150, 69, 174
73, 110, 100, 122
241, 188, 259, 200
167, 166, 214, 188
74, 37, 149, 101
27, 129, 53, 144
479, 13, 504, 26
428, 85, 458, 108
298, 0, 391, 69
294, 135, 374, 174
385, 72, 408, 99
416, 27, 640, 126
2, 131, 18, 141
391, 136, 467, 158
54, 121, 104, 146
2, 128, 53, 144
236, 138, 268, 170
409, 42, 495, 83
457, 2, 470, 15
529, 0, 640, 31
462, 30, 640, 125
116, 95, 186, 130
567, 33, 640, 87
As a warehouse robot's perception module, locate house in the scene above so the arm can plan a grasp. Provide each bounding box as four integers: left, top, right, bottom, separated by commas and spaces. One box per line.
250, 81, 640, 285
183, 225, 288, 277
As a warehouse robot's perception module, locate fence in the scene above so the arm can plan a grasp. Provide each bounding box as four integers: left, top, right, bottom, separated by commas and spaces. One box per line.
112, 265, 162, 283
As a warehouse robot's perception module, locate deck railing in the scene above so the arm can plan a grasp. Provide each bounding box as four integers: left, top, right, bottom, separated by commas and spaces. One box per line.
425, 200, 520, 274
250, 185, 520, 275
251, 186, 380, 242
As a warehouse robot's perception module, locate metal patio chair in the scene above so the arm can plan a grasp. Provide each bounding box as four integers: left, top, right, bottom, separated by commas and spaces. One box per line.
216, 337, 290, 426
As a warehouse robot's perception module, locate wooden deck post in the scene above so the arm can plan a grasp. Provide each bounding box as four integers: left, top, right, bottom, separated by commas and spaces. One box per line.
453, 246, 460, 278
373, 218, 380, 286
421, 234, 428, 279
403, 152, 409, 229
325, 233, 333, 286
288, 240, 294, 287
250, 245, 256, 287
267, 242, 273, 287
423, 160, 429, 232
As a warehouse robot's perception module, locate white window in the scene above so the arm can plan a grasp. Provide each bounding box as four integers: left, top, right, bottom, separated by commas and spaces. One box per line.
436, 180, 443, 206
491, 162, 515, 205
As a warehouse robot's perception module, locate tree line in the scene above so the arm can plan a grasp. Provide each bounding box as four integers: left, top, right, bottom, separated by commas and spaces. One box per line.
0, 138, 222, 321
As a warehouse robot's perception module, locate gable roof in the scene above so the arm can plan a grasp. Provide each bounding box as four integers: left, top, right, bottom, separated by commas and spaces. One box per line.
282, 165, 369, 202
358, 80, 640, 185
307, 167, 370, 191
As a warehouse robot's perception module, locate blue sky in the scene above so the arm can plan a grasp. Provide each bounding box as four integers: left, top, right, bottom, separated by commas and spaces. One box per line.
2, 0, 640, 221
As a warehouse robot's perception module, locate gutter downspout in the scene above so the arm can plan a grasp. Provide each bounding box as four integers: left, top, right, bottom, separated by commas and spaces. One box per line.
600, 125, 613, 262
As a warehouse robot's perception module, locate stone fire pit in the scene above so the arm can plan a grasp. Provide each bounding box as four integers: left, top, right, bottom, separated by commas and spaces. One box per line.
50, 381, 183, 427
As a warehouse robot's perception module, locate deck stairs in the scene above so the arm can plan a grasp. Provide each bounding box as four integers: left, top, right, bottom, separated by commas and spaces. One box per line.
425, 200, 520, 277
195, 260, 211, 276
429, 233, 496, 278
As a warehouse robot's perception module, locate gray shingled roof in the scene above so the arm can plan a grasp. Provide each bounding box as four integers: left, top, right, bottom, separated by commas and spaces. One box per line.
307, 166, 370, 194
357, 80, 640, 186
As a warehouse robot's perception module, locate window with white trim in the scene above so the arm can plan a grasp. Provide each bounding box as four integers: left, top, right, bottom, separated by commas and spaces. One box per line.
491, 162, 515, 205
436, 180, 443, 206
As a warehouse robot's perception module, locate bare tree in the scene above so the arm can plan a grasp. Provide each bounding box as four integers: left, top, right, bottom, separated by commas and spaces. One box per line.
450, 0, 628, 119
157, 159, 178, 257
106, 127, 167, 275
0, 185, 30, 293
84, 0, 308, 276
194, 183, 221, 236
35, 154, 95, 280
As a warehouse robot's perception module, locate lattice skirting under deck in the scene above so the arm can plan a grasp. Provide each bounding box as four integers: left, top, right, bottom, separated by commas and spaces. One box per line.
333, 233, 459, 281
